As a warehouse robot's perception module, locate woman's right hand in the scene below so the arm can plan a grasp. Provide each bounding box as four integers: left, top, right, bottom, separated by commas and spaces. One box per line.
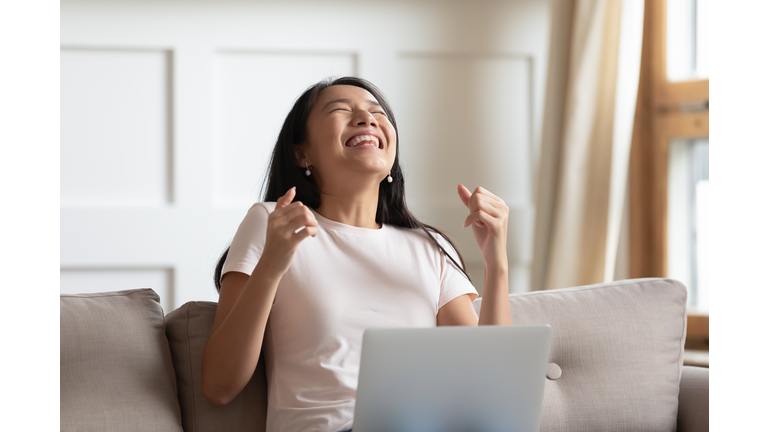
260, 187, 318, 277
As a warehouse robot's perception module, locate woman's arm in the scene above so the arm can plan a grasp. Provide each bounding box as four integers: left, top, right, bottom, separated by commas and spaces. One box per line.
435, 264, 511, 326
201, 269, 280, 406
478, 262, 511, 325
449, 184, 512, 326
201, 188, 318, 406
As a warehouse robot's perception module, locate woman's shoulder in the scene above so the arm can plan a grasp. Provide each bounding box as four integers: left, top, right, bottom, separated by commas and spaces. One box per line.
249, 201, 277, 213
242, 201, 278, 218
236, 202, 278, 228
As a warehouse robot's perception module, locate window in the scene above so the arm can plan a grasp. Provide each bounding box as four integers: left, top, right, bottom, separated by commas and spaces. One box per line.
629, 0, 709, 364
666, 0, 709, 81
667, 138, 709, 312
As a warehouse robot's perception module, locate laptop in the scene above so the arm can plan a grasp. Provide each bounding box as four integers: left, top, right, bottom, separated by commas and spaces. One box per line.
352, 325, 551, 432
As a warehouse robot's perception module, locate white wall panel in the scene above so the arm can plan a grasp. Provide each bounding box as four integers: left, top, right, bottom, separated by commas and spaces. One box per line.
211, 52, 356, 207
60, 267, 174, 313
61, 48, 172, 207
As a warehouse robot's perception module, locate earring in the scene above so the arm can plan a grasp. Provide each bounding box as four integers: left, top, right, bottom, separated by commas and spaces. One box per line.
387, 171, 393, 183
305, 162, 311, 176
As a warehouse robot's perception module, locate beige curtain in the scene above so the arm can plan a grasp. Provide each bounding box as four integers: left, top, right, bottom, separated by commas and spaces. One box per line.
532, 0, 645, 291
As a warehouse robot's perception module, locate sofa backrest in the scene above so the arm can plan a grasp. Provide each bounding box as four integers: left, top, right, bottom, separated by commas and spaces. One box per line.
60, 278, 687, 431
164, 278, 687, 432
472, 278, 687, 432
60, 289, 184, 432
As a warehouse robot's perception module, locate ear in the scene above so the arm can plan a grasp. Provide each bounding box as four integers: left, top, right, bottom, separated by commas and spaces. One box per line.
293, 145, 310, 168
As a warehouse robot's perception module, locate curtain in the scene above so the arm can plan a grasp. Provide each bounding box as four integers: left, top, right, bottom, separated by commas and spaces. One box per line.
532, 0, 645, 291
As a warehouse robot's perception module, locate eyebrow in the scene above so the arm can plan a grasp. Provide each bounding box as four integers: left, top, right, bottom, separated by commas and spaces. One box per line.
323, 98, 381, 110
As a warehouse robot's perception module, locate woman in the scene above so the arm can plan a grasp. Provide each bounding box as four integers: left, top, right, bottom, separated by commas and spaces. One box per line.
201, 77, 512, 431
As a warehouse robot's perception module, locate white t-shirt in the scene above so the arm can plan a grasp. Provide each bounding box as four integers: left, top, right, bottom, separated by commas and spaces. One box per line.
221, 202, 478, 432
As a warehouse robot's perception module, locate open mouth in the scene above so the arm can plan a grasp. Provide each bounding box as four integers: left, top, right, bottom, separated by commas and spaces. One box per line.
345, 134, 382, 149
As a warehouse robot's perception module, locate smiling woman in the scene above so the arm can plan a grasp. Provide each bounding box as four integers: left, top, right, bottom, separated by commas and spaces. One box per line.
201, 77, 512, 432
297, 84, 396, 216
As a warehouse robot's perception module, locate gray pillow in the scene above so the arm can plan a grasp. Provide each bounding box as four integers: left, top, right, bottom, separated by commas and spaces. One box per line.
473, 278, 687, 432
165, 301, 268, 432
60, 289, 183, 432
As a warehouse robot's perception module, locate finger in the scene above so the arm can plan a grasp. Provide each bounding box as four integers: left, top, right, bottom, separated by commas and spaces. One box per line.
304, 225, 319, 237
473, 186, 506, 206
285, 209, 318, 235
471, 193, 506, 217
457, 184, 472, 209
466, 187, 503, 215
276, 187, 296, 209
288, 217, 319, 244
296, 225, 319, 239
463, 211, 488, 228
270, 201, 306, 224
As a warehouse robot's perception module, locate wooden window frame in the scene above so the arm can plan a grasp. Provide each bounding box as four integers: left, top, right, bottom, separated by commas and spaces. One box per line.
629, 0, 709, 354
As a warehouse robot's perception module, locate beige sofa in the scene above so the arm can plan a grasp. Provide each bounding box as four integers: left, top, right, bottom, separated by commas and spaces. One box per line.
60, 278, 708, 432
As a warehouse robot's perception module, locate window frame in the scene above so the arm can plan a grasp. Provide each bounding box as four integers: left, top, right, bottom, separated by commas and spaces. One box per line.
629, 0, 709, 354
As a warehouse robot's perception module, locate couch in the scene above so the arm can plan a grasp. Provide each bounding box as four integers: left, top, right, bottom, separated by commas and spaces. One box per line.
60, 278, 709, 431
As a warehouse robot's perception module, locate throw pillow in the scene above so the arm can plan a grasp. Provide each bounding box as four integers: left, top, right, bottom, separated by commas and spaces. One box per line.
473, 278, 687, 432
60, 289, 183, 432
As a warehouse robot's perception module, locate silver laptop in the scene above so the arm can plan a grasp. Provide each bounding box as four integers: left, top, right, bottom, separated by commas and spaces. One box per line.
352, 325, 551, 432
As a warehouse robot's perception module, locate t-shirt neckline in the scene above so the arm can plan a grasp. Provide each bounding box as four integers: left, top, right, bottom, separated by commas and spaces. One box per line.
309, 208, 389, 237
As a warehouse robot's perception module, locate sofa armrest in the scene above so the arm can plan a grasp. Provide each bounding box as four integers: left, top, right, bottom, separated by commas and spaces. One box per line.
678, 366, 709, 432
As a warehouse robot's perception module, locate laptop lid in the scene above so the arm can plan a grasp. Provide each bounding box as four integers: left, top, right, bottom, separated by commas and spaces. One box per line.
353, 325, 551, 432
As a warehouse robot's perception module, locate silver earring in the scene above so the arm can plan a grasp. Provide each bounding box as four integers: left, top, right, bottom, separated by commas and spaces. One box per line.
305, 162, 311, 176
387, 171, 393, 183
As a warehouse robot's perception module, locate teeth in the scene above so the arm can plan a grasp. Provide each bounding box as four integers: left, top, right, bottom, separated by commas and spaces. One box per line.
351, 135, 379, 147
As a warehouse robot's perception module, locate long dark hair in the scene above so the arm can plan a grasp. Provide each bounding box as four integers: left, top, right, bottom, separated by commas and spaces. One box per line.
214, 77, 470, 292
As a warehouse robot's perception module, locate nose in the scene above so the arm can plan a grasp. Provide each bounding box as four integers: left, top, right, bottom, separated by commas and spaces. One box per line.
352, 109, 377, 127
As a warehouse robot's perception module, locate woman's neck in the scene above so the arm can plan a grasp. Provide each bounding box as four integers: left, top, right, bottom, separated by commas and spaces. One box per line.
315, 179, 382, 229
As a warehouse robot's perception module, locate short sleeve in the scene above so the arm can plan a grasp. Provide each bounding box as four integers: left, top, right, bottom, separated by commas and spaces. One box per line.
220, 202, 275, 282
433, 233, 478, 309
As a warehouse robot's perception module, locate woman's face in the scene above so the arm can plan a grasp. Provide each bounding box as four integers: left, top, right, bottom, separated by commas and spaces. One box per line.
301, 85, 397, 188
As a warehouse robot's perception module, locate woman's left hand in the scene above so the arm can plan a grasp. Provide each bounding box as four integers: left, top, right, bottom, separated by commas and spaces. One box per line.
457, 184, 509, 267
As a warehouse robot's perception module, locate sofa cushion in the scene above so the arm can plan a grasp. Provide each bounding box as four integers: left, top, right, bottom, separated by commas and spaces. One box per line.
165, 301, 268, 432
473, 278, 687, 432
60, 289, 183, 432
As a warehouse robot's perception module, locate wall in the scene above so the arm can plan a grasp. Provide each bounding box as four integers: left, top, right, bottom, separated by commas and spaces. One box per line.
60, 0, 552, 310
